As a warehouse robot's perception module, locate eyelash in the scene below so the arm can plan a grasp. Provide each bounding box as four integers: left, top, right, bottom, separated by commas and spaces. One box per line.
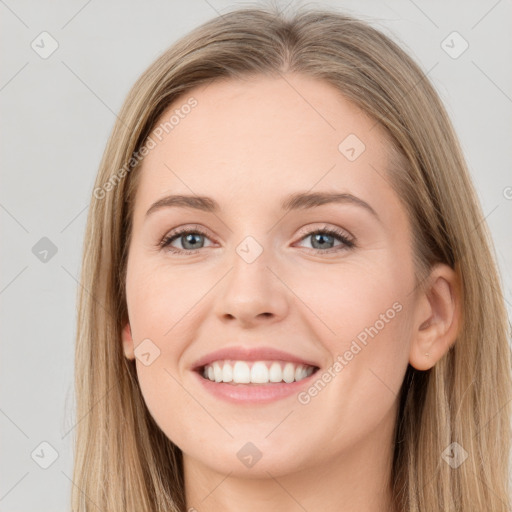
159, 225, 355, 256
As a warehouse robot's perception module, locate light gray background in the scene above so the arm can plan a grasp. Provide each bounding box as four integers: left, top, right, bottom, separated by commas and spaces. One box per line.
1, 0, 511, 510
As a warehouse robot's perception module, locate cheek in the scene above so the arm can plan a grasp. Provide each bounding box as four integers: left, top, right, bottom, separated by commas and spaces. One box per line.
126, 258, 206, 342
125, 259, 212, 442
284, 254, 414, 410
135, 361, 200, 449
288, 256, 410, 347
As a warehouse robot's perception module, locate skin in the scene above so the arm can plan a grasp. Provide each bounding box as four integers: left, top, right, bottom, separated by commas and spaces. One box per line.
121, 73, 461, 512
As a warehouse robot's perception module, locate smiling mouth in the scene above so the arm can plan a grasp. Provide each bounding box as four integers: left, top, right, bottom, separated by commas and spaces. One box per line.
196, 359, 320, 385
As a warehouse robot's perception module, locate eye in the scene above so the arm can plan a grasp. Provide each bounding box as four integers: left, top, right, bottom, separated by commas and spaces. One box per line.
159, 226, 214, 255
159, 225, 355, 256
295, 226, 355, 254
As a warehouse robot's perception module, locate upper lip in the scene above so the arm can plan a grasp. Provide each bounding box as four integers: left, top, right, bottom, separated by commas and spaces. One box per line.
191, 346, 321, 371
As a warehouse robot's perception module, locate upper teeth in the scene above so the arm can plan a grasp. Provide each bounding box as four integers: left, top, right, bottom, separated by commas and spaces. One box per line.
202, 360, 316, 384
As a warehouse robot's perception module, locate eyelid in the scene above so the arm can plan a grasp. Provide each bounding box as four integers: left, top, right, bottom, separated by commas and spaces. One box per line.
295, 223, 354, 241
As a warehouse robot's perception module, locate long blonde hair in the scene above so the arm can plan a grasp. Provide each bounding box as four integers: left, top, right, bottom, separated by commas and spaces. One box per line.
72, 4, 512, 511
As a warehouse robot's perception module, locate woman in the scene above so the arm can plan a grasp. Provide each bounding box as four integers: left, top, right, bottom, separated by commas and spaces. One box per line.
72, 5, 512, 511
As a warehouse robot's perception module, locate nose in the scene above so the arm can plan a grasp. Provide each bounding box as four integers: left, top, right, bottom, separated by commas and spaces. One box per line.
213, 245, 290, 328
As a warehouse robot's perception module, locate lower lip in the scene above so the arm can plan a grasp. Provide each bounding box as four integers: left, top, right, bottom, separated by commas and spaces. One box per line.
192, 369, 319, 404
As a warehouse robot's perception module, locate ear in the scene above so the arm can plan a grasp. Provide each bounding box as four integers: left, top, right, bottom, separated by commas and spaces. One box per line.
121, 322, 135, 360
409, 263, 461, 371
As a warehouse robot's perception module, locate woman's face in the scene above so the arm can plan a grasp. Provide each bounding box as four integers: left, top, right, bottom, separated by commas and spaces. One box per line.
122, 74, 420, 477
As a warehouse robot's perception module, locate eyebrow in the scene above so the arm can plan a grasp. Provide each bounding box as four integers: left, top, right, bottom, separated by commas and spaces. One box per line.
145, 191, 379, 219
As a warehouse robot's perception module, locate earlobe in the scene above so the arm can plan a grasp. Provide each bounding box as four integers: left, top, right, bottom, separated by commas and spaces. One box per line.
409, 264, 461, 371
121, 322, 135, 360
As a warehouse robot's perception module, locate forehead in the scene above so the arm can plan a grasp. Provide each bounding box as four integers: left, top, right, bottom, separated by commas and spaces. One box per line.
135, 73, 396, 217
